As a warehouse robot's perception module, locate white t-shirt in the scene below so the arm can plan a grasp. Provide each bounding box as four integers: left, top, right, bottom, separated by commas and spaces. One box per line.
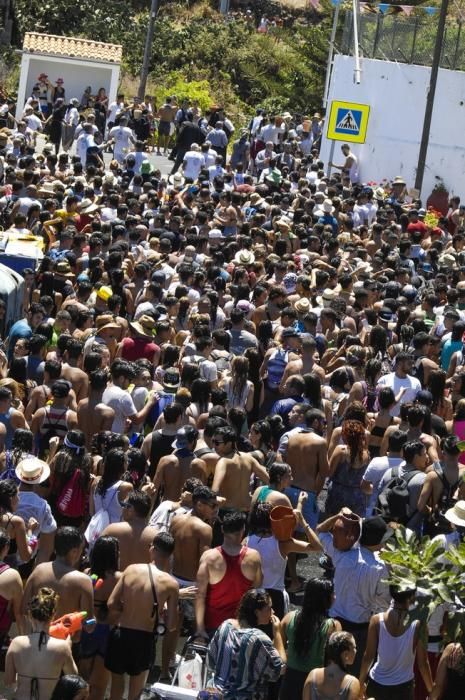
132, 151, 149, 174
362, 456, 405, 516
259, 123, 284, 145
24, 114, 42, 132
183, 151, 204, 181
203, 148, 217, 167
376, 372, 421, 417
110, 125, 134, 152
102, 384, 137, 434
180, 355, 218, 383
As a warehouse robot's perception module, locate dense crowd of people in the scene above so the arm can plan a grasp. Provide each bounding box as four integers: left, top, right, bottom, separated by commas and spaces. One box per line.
0, 85, 462, 700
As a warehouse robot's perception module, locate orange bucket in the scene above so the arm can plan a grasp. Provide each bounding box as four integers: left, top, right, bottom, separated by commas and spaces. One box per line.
270, 505, 296, 541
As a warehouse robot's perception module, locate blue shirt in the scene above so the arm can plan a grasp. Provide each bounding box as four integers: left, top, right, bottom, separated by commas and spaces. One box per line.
270, 396, 307, 429
7, 319, 31, 360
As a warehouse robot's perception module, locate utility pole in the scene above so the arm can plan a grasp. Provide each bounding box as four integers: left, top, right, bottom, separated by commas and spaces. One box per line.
138, 0, 158, 100
415, 0, 449, 193
323, 0, 341, 108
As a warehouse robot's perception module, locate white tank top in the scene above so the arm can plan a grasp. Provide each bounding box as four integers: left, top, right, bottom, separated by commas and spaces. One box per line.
247, 534, 287, 590
93, 480, 123, 524
369, 613, 418, 685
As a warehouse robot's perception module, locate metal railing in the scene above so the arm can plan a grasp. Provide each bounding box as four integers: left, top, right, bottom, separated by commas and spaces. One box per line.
341, 10, 465, 70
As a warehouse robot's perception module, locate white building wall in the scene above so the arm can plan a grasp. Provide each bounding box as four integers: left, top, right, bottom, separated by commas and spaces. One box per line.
16, 54, 120, 119
320, 54, 465, 199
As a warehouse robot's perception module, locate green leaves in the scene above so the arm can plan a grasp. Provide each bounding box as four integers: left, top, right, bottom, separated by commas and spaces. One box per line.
380, 527, 465, 641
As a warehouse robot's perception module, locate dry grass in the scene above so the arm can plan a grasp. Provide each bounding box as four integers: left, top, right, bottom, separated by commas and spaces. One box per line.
276, 0, 309, 8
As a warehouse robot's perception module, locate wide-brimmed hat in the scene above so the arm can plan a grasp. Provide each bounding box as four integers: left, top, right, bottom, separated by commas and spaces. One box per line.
129, 314, 156, 339
55, 260, 73, 276
95, 314, 120, 335
38, 73, 48, 81
16, 457, 50, 485
316, 288, 338, 307
445, 500, 465, 528
234, 249, 255, 266
295, 297, 310, 314
56, 78, 64, 84
392, 175, 406, 186
312, 112, 321, 119
38, 182, 57, 197
168, 172, 185, 187
276, 217, 292, 229
249, 193, 265, 206
79, 198, 99, 215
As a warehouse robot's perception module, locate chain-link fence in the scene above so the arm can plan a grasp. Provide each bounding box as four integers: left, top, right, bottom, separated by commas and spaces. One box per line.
341, 10, 465, 70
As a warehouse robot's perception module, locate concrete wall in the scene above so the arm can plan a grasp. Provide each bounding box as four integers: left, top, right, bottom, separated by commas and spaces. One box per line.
320, 55, 465, 199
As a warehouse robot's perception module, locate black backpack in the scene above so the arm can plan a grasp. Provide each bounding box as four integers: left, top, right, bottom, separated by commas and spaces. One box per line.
377, 466, 422, 524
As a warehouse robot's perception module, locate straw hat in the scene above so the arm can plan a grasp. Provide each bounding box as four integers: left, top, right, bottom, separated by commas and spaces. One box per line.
15, 457, 50, 485
445, 500, 465, 527
95, 314, 121, 335
129, 314, 156, 339
234, 249, 255, 266
295, 297, 311, 314
79, 198, 99, 215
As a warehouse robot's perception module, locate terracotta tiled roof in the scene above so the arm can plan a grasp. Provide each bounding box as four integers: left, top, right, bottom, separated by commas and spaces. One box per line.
23, 32, 122, 64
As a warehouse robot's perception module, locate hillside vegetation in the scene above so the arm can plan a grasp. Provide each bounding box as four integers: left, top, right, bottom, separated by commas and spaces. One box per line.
9, 0, 331, 122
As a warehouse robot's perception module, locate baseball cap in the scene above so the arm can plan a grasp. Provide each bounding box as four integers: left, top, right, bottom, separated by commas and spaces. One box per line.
172, 426, 199, 450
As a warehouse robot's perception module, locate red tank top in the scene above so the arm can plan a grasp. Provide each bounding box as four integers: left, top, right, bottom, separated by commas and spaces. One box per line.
204, 546, 253, 630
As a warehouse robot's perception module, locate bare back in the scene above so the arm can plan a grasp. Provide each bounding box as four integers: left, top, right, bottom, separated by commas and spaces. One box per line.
212, 453, 257, 510
110, 564, 179, 633
170, 513, 212, 581
21, 562, 94, 619
78, 397, 115, 449
285, 431, 328, 492
6, 634, 76, 700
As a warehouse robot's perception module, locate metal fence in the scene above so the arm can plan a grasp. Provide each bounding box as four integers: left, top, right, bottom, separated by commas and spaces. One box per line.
341, 10, 465, 70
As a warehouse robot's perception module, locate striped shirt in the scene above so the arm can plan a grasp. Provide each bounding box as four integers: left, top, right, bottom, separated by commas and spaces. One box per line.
208, 620, 284, 700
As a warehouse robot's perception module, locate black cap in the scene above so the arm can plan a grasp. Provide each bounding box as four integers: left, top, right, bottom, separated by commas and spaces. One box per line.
360, 516, 394, 547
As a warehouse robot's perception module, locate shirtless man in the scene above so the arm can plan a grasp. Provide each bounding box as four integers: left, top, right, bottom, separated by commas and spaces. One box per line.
21, 527, 94, 622
60, 338, 89, 403
102, 491, 158, 570
195, 510, 262, 638
25, 360, 77, 423
105, 535, 179, 700
252, 286, 287, 327
193, 416, 226, 487
279, 408, 329, 529
279, 336, 325, 389
157, 97, 176, 155
251, 462, 293, 508
77, 369, 115, 449
212, 426, 269, 514
153, 426, 207, 502
163, 486, 217, 680
380, 404, 439, 462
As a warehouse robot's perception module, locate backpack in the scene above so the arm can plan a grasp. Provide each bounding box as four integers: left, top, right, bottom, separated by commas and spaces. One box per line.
331, 393, 347, 429
433, 462, 461, 513
56, 470, 86, 519
411, 355, 426, 387
377, 466, 422, 524
361, 381, 379, 413
210, 349, 232, 373
267, 348, 289, 389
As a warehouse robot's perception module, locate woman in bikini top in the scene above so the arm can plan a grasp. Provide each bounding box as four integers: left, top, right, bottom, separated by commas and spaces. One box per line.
4, 587, 77, 700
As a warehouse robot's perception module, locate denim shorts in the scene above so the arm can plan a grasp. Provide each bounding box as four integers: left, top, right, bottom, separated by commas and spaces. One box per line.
284, 486, 318, 530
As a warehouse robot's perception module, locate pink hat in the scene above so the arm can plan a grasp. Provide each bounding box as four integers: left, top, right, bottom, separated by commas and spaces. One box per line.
56, 78, 64, 84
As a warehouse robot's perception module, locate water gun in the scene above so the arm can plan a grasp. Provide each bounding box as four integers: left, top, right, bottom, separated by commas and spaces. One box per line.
49, 611, 96, 639
90, 574, 104, 590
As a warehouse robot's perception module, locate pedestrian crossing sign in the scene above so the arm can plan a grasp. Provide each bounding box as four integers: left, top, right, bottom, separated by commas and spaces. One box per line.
327, 100, 370, 144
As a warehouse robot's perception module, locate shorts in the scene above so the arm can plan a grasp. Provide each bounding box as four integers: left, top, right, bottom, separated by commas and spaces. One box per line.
80, 623, 110, 659
366, 678, 413, 700
104, 626, 155, 676
158, 120, 171, 136
174, 575, 195, 621
284, 486, 318, 530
